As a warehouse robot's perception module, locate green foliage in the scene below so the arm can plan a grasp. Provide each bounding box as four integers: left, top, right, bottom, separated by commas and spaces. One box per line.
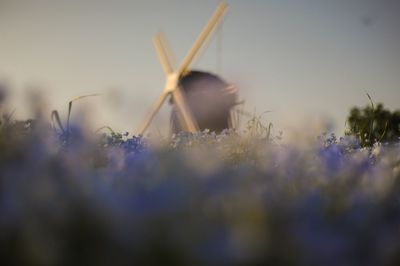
346, 101, 400, 147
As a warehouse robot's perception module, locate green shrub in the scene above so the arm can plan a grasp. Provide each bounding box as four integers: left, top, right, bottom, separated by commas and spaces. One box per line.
346, 102, 400, 147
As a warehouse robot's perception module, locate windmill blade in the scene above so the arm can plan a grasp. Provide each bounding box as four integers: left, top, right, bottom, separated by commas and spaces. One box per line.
153, 32, 174, 75
138, 90, 170, 135
224, 84, 238, 95
177, 2, 228, 76
158, 32, 176, 71
172, 87, 199, 133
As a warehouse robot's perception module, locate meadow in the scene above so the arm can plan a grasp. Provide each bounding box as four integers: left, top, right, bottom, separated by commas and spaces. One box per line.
1, 93, 400, 265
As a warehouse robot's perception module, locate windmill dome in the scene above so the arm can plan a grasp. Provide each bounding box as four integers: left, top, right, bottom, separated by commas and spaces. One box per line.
170, 70, 237, 133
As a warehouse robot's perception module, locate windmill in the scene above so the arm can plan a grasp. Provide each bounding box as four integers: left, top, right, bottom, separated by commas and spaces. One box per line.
138, 2, 238, 135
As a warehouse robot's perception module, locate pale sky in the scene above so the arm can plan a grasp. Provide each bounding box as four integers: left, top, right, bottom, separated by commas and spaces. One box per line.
1, 0, 399, 137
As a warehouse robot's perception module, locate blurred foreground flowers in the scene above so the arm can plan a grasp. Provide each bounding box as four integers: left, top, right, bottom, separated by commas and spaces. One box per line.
1, 104, 400, 265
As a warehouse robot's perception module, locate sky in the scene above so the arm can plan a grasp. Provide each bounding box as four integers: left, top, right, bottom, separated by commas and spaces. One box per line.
1, 0, 399, 138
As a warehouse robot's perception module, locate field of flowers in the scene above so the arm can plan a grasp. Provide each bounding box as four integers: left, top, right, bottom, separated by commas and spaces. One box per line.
1, 102, 400, 265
